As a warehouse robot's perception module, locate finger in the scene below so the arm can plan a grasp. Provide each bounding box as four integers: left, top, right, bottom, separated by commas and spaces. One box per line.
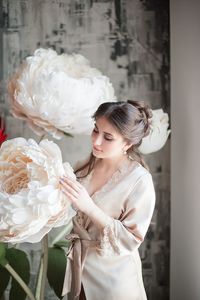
64, 176, 83, 189
61, 189, 79, 212
60, 181, 79, 198
59, 177, 79, 191
62, 177, 82, 192
61, 188, 77, 204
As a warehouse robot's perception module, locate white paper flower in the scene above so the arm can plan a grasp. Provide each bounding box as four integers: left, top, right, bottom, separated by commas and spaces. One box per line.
139, 109, 171, 154
0, 137, 76, 243
8, 48, 116, 139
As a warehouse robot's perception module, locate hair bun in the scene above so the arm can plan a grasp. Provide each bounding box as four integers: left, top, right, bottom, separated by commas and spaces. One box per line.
127, 100, 153, 137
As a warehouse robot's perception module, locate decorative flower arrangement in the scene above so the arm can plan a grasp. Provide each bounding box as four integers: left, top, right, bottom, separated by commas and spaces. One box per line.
0, 137, 76, 244
0, 47, 171, 300
139, 108, 171, 155
0, 137, 76, 300
8, 48, 116, 139
0, 48, 118, 300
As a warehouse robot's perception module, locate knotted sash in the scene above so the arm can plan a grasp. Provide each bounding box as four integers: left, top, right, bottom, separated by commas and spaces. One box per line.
62, 218, 98, 298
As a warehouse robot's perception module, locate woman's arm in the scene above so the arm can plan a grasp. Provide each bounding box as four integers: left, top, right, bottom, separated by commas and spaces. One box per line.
59, 176, 112, 228
59, 172, 155, 255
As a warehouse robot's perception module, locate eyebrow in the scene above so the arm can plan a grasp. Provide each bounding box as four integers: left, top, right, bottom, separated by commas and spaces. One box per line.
94, 123, 114, 137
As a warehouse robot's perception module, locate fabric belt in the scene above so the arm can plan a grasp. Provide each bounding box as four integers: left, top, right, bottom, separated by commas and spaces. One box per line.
62, 230, 98, 298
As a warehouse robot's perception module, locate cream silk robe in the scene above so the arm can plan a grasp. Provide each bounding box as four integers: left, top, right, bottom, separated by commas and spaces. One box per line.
62, 159, 156, 300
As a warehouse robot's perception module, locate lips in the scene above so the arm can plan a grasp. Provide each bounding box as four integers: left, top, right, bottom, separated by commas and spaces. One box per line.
93, 146, 102, 152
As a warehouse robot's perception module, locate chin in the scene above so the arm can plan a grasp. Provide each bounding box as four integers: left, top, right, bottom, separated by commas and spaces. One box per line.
92, 149, 104, 158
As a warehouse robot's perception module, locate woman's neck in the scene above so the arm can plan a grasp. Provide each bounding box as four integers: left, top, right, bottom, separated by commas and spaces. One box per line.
94, 155, 129, 172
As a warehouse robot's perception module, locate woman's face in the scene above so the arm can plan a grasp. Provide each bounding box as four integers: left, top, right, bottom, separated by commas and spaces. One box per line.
91, 116, 130, 159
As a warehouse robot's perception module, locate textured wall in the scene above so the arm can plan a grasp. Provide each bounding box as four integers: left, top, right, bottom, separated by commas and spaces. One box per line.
0, 0, 170, 299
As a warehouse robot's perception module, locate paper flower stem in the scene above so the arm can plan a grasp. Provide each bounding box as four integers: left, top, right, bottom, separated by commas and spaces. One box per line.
39, 134, 46, 142
50, 220, 72, 246
40, 234, 48, 300
35, 234, 48, 300
4, 263, 36, 300
35, 257, 43, 299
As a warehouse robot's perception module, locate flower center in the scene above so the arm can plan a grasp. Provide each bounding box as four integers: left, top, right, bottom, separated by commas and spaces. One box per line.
2, 169, 29, 194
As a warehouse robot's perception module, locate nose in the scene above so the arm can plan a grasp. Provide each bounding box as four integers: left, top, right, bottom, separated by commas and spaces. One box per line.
93, 134, 102, 146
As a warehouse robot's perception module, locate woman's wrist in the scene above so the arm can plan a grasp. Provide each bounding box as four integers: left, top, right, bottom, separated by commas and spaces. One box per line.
84, 202, 112, 229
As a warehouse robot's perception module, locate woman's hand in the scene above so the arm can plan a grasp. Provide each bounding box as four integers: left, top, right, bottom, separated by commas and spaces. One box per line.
59, 176, 112, 229
59, 176, 96, 215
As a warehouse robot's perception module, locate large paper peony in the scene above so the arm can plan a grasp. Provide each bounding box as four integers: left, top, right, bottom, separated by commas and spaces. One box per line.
139, 109, 171, 154
8, 48, 116, 139
0, 137, 76, 243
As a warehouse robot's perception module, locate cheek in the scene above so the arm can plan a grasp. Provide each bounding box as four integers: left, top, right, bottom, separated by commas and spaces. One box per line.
103, 141, 121, 152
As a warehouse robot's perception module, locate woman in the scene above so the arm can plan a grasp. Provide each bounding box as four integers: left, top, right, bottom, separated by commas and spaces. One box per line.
60, 100, 156, 300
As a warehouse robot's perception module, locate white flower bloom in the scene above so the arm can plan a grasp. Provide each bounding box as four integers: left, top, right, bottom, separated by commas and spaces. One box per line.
139, 109, 171, 154
8, 48, 116, 138
0, 137, 76, 243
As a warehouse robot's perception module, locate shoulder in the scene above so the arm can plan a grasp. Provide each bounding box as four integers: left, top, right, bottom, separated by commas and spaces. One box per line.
128, 162, 155, 195
123, 168, 155, 216
128, 161, 152, 183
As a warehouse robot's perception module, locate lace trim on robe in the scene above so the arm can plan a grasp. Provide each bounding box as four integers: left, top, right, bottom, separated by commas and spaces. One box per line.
75, 210, 121, 256
97, 219, 121, 256
77, 159, 140, 202
75, 159, 143, 255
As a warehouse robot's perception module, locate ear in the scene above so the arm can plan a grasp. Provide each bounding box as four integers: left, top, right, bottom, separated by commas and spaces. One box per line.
123, 141, 133, 152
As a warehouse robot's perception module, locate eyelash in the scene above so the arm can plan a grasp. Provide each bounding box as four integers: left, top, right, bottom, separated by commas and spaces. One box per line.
93, 128, 113, 141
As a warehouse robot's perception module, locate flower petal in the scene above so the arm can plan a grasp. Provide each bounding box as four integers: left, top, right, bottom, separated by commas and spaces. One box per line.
0, 137, 75, 243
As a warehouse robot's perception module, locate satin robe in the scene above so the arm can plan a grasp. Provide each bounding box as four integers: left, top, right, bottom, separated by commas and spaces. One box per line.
62, 159, 155, 300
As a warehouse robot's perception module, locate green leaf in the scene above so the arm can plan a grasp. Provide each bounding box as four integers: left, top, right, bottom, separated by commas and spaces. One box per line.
0, 243, 8, 266
47, 247, 67, 299
6, 248, 30, 300
0, 265, 10, 297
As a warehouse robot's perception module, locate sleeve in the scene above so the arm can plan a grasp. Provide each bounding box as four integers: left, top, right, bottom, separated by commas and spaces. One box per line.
97, 173, 156, 256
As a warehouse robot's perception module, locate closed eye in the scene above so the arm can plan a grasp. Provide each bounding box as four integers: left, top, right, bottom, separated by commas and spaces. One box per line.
93, 123, 114, 141
104, 136, 113, 141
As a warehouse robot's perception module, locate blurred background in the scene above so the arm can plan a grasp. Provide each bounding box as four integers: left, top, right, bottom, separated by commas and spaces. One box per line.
0, 1, 170, 299
0, 0, 199, 300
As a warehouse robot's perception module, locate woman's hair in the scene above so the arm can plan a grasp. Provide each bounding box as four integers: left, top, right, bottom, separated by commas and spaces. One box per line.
75, 100, 153, 177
